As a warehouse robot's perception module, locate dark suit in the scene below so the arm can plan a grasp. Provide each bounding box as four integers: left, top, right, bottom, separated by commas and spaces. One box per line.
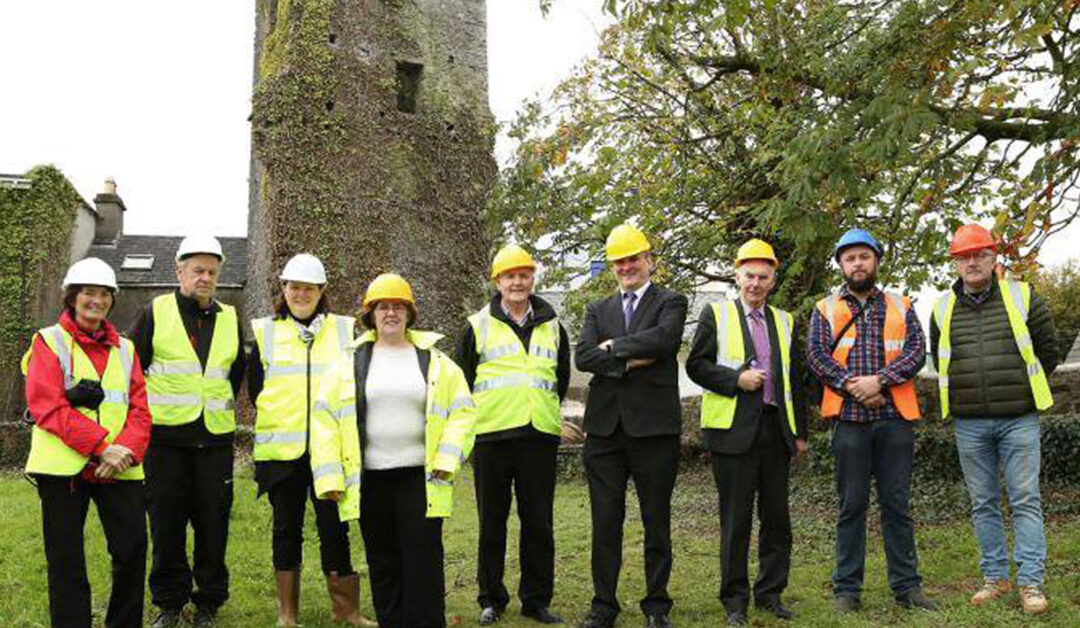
685, 301, 808, 614
575, 283, 688, 620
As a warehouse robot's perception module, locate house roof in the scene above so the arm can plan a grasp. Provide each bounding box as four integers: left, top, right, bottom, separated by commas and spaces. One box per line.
1067, 330, 1080, 365
87, 235, 247, 288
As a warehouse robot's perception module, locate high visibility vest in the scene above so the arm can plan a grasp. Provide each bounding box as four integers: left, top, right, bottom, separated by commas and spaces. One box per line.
699, 301, 796, 434
309, 329, 477, 521
145, 293, 239, 433
251, 314, 354, 461
22, 324, 143, 479
467, 305, 561, 437
816, 291, 921, 421
933, 280, 1053, 419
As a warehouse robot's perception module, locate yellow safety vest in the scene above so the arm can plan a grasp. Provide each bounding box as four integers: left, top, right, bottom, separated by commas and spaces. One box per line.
22, 324, 143, 479
251, 314, 354, 461
145, 293, 239, 433
309, 329, 477, 520
700, 301, 796, 434
933, 280, 1053, 419
467, 305, 561, 437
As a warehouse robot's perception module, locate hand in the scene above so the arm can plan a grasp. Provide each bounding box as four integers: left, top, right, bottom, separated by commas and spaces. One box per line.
324, 490, 345, 502
863, 393, 887, 409
431, 469, 452, 481
737, 369, 766, 392
844, 375, 882, 403
100, 444, 133, 473
598, 339, 614, 352
794, 438, 808, 458
94, 462, 118, 480
627, 357, 655, 370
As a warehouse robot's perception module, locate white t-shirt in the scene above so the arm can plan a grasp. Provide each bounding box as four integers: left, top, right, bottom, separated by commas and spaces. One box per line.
363, 344, 427, 470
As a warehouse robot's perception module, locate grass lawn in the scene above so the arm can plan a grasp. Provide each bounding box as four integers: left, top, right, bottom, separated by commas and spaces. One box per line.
1, 462, 1078, 627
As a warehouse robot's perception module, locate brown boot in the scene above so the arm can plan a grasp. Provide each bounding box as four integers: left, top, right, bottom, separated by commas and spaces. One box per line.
326, 572, 378, 626
275, 569, 301, 627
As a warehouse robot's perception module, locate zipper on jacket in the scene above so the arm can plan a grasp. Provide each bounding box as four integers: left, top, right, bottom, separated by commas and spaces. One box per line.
305, 343, 312, 455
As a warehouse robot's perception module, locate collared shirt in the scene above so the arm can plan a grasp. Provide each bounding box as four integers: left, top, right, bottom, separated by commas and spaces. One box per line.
961, 283, 993, 308
620, 280, 652, 303
500, 300, 534, 327
741, 299, 775, 406
806, 285, 926, 422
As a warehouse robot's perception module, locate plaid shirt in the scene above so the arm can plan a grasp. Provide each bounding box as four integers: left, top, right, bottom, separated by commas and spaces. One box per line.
807, 286, 926, 422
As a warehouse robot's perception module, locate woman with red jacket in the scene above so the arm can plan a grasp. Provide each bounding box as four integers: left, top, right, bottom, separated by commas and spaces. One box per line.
23, 257, 152, 628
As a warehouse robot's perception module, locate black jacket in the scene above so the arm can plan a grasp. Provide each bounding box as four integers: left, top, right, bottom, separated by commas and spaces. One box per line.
930, 279, 1058, 418
455, 293, 571, 443
128, 289, 247, 447
686, 301, 809, 456
575, 284, 688, 437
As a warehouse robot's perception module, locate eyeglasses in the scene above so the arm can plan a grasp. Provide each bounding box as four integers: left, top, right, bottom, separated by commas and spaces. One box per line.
955, 250, 995, 263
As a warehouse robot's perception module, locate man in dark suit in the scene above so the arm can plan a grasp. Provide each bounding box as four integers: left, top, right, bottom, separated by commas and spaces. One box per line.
685, 239, 808, 625
575, 223, 689, 628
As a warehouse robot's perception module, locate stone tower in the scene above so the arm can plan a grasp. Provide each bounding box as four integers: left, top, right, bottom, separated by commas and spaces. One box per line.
248, 0, 495, 337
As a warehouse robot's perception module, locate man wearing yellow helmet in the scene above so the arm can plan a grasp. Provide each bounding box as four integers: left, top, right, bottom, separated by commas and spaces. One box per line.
575, 224, 688, 628
686, 239, 808, 625
455, 244, 570, 626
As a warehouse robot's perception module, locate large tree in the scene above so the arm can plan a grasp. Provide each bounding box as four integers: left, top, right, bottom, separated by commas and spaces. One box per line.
496, 0, 1080, 317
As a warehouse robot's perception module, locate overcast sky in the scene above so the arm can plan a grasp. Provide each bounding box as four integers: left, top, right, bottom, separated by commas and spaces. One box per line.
1, 1, 1075, 268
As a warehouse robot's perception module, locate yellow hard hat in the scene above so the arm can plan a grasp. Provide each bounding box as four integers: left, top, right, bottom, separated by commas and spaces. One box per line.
362, 273, 415, 308
605, 223, 652, 261
491, 244, 536, 279
735, 238, 779, 267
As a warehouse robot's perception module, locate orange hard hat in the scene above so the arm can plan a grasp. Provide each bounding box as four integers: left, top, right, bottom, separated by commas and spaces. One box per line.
949, 224, 997, 257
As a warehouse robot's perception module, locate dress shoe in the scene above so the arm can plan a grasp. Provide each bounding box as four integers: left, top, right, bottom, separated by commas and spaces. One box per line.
896, 588, 939, 611
479, 606, 501, 625
725, 609, 747, 625
645, 612, 672, 628
522, 606, 563, 624
754, 598, 793, 620
578, 611, 614, 628
192, 605, 217, 627
150, 608, 183, 628
835, 596, 860, 613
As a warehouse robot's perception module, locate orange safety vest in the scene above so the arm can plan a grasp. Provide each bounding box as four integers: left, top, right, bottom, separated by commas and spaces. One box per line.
815, 292, 921, 421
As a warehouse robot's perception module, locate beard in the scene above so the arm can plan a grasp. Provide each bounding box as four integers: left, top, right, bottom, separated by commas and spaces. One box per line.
843, 268, 877, 293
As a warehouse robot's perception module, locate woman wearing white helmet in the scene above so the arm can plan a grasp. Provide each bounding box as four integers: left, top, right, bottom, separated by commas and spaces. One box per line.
248, 253, 375, 626
22, 257, 152, 627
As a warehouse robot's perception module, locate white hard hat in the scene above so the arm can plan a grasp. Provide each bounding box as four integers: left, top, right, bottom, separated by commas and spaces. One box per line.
279, 253, 327, 284
175, 234, 225, 262
62, 257, 118, 291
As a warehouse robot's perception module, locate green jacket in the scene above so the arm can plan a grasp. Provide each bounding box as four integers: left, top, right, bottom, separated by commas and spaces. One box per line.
930, 279, 1058, 418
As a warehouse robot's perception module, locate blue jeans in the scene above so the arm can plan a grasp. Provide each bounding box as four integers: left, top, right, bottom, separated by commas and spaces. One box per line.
954, 414, 1046, 586
831, 419, 921, 598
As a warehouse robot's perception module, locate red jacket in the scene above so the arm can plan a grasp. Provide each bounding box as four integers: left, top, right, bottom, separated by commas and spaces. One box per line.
25, 310, 152, 481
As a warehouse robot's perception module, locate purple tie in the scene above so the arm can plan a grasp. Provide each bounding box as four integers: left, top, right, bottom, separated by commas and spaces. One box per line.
623, 292, 637, 329
749, 309, 775, 406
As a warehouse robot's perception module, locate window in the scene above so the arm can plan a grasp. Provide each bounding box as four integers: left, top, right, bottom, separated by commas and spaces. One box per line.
121, 254, 155, 270
395, 60, 423, 114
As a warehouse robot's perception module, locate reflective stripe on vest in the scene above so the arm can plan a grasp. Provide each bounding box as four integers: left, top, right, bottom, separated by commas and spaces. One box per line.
251, 314, 355, 461
145, 293, 239, 433
24, 325, 143, 479
816, 291, 921, 420
699, 301, 796, 434
933, 280, 1053, 419
468, 305, 561, 436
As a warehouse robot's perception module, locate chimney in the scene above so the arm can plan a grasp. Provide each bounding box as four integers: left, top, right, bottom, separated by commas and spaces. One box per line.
92, 177, 126, 245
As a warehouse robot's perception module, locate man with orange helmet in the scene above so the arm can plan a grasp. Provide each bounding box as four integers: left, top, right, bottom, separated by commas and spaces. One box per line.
930, 224, 1059, 614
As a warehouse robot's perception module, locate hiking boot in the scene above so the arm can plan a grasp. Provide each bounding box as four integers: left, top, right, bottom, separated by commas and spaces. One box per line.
1019, 585, 1049, 614
150, 609, 183, 628
896, 588, 939, 611
835, 596, 860, 613
970, 578, 1011, 606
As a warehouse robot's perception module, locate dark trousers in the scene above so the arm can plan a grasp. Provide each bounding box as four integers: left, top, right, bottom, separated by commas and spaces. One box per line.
267, 460, 354, 575
710, 413, 792, 613
36, 475, 147, 628
473, 438, 559, 611
145, 443, 233, 611
360, 466, 445, 628
584, 426, 679, 619
832, 419, 921, 597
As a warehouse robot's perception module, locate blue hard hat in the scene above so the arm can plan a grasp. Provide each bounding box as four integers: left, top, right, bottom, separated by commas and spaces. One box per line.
834, 228, 883, 260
